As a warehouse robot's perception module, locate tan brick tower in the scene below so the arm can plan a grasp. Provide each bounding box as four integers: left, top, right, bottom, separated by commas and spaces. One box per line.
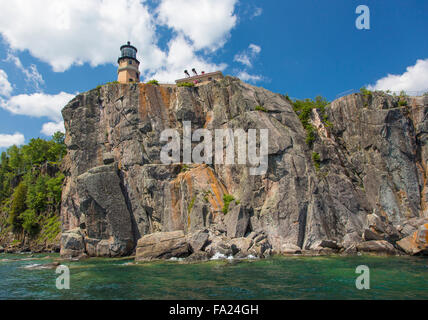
117, 41, 140, 83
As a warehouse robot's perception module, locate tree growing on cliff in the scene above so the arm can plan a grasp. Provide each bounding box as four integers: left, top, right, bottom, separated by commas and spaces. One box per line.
8, 181, 27, 232
292, 96, 330, 148
0, 132, 66, 238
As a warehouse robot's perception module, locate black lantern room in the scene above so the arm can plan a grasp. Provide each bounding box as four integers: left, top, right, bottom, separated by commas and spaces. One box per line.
118, 41, 139, 64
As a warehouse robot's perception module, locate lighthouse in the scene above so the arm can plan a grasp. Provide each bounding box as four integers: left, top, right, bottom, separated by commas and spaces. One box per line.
117, 41, 140, 84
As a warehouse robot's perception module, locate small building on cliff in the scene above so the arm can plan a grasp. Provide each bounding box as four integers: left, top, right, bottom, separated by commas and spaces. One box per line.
175, 69, 223, 86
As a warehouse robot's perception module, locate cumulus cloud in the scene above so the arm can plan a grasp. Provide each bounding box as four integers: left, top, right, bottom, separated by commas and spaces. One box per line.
149, 35, 227, 82
234, 44, 263, 83
0, 69, 12, 97
41, 121, 65, 136
236, 71, 263, 83
0, 132, 25, 148
368, 59, 428, 93
0, 92, 75, 122
156, 0, 238, 51
5, 52, 44, 91
234, 44, 261, 67
0, 0, 165, 72
0, 0, 238, 82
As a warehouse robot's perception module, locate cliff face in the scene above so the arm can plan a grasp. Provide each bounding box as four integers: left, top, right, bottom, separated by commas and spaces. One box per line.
60, 77, 428, 258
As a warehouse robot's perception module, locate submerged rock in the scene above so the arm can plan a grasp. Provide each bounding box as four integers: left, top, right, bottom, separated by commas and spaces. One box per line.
23, 262, 60, 270
280, 243, 302, 254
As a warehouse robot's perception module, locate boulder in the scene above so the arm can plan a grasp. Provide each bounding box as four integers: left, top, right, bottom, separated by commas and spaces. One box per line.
396, 223, 428, 255
0, 246, 4, 253
225, 203, 250, 238
135, 231, 191, 261
249, 238, 272, 258
356, 240, 398, 255
366, 214, 386, 234
187, 229, 209, 252
399, 218, 428, 238
60, 229, 85, 258
363, 229, 384, 241
281, 243, 302, 254
230, 237, 254, 255
204, 237, 234, 257
318, 240, 340, 250
365, 213, 400, 242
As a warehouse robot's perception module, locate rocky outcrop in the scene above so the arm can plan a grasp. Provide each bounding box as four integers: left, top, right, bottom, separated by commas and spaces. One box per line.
135, 231, 190, 261
396, 222, 428, 255
356, 240, 398, 255
60, 78, 428, 258
134, 229, 272, 261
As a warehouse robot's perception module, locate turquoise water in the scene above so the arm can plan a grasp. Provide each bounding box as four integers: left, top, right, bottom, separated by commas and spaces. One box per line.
0, 253, 427, 300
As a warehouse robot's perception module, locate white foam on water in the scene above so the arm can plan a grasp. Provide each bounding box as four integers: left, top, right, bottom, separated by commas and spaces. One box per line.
210, 252, 226, 260
210, 252, 234, 260
23, 264, 41, 269
169, 257, 184, 262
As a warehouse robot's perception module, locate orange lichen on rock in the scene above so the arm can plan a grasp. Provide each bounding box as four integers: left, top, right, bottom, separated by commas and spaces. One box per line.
397, 223, 428, 255
138, 84, 148, 120
206, 167, 227, 212
159, 86, 171, 110
204, 111, 213, 129
414, 223, 428, 244
170, 165, 227, 219
168, 182, 183, 231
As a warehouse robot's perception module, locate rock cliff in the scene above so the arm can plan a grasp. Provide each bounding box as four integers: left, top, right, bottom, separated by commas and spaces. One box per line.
60, 77, 428, 258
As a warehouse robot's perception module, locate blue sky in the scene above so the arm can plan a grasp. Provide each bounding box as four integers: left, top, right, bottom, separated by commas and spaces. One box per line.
0, 0, 427, 149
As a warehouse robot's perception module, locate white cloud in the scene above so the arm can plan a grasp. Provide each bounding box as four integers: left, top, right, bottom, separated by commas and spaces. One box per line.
149, 35, 227, 83
5, 52, 44, 91
0, 69, 12, 97
0, 0, 237, 83
41, 121, 65, 136
0, 0, 165, 73
234, 54, 252, 67
0, 92, 75, 122
156, 0, 238, 51
252, 7, 263, 18
0, 132, 25, 148
249, 44, 261, 54
236, 71, 263, 83
234, 44, 263, 83
368, 59, 428, 93
234, 44, 261, 68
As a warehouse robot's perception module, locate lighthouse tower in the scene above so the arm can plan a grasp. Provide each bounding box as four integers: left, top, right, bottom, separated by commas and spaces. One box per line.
117, 41, 140, 84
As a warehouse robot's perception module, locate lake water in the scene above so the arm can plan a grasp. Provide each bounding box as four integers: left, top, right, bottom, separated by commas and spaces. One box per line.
0, 253, 427, 300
